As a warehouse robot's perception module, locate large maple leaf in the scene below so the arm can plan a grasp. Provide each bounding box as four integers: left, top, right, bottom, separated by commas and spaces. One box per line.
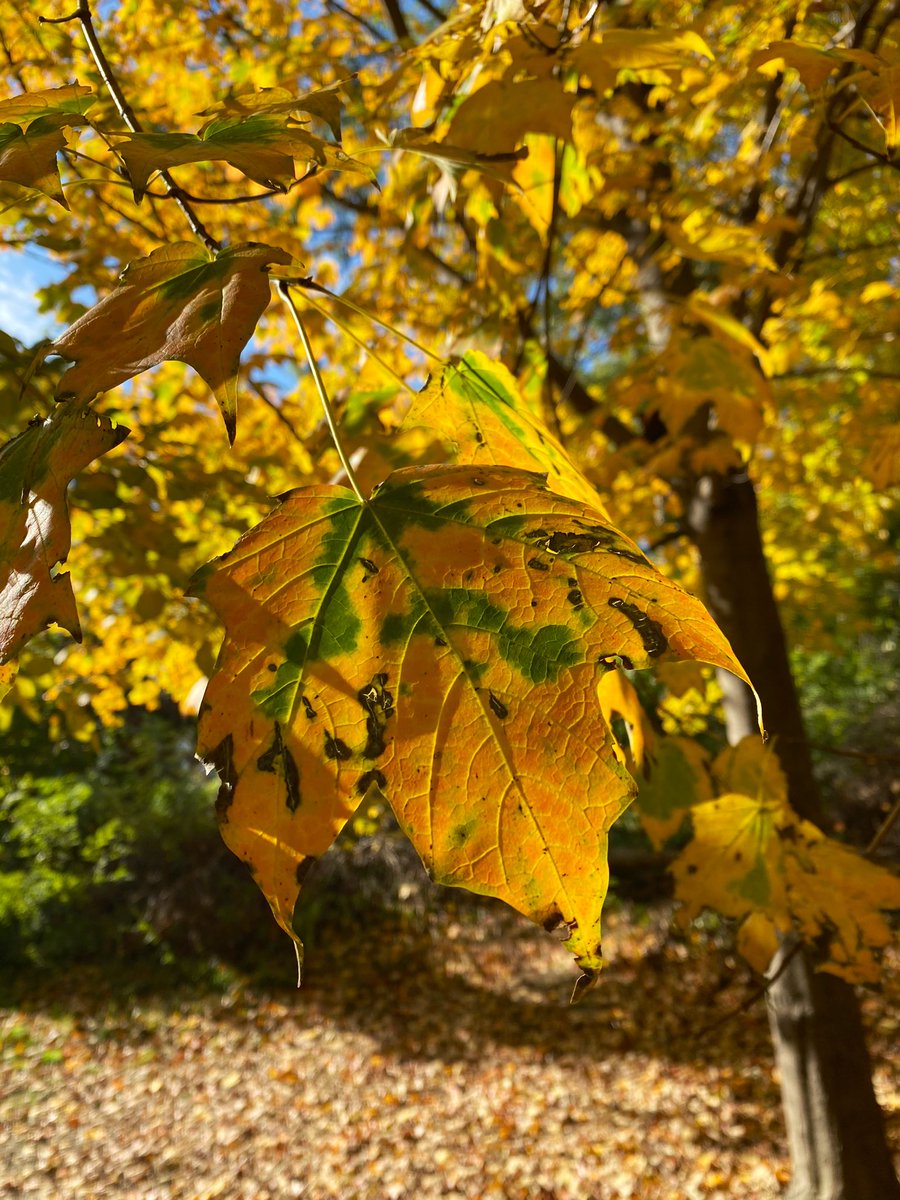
52, 242, 292, 442
0, 404, 128, 664
194, 464, 753, 988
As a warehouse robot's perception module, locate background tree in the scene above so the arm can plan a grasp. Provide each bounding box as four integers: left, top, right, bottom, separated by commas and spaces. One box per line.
1, 2, 898, 1198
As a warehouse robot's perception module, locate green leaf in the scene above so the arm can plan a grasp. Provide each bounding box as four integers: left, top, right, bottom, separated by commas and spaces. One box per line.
194, 464, 753, 987
52, 242, 293, 442
0, 404, 128, 664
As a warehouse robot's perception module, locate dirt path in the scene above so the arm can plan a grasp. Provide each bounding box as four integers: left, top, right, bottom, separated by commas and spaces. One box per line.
2, 906, 897, 1199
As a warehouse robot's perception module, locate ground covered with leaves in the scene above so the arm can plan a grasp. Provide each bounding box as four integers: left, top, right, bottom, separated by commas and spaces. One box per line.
2, 903, 898, 1200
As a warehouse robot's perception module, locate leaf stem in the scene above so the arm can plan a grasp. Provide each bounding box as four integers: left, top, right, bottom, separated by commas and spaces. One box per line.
278, 282, 366, 503
290, 276, 443, 364
300, 290, 417, 396
43, 2, 222, 252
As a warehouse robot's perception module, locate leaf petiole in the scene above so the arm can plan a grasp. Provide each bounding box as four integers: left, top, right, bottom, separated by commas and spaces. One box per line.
291, 277, 443, 365
278, 281, 366, 503
300, 290, 417, 396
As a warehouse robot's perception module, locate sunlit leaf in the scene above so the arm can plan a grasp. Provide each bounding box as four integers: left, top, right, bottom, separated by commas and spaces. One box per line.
0, 404, 128, 664
52, 242, 293, 442
0, 83, 94, 125
116, 113, 376, 200
404, 352, 611, 514
197, 80, 348, 139
194, 463, 752, 986
673, 736, 900, 983
0, 113, 85, 208
448, 78, 574, 154
571, 28, 713, 92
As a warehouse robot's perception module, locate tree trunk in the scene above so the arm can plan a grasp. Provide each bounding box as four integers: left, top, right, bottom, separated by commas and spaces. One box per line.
683, 468, 899, 1200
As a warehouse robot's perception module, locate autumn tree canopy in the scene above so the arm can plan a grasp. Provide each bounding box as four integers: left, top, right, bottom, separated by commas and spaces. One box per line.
1, 0, 898, 999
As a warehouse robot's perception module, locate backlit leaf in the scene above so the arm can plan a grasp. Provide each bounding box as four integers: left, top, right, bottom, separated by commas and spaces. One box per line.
0, 404, 128, 664
636, 737, 713, 848
52, 242, 293, 442
0, 113, 85, 208
0, 84, 94, 125
404, 352, 611, 514
673, 737, 900, 983
389, 127, 527, 186
572, 28, 713, 93
448, 78, 574, 155
195, 464, 753, 986
116, 113, 376, 201
597, 666, 654, 773
198, 81, 347, 139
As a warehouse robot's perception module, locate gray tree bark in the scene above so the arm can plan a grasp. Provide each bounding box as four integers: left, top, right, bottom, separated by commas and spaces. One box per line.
683, 468, 899, 1200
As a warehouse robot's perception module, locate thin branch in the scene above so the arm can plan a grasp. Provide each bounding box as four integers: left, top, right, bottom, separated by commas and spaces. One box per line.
414, 0, 447, 21
278, 282, 366, 503
866, 796, 900, 857
690, 937, 804, 1042
248, 379, 309, 449
827, 121, 900, 173
41, 3, 222, 252
803, 236, 897, 263
826, 160, 881, 186
800, 739, 900, 764
775, 368, 900, 382
324, 0, 388, 44
381, 0, 411, 42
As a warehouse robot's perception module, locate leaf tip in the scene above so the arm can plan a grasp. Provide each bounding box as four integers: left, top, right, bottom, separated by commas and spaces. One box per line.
570, 967, 599, 1004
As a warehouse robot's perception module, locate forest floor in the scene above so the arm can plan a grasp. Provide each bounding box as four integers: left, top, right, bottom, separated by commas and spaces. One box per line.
1, 900, 898, 1200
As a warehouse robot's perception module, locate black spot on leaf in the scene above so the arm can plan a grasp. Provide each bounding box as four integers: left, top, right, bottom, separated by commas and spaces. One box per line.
296, 858, 317, 885
257, 722, 302, 811
207, 733, 235, 818
357, 673, 395, 759
357, 768, 387, 796
324, 731, 352, 761
489, 691, 508, 720
607, 597, 668, 656
302, 695, 317, 720
527, 556, 550, 571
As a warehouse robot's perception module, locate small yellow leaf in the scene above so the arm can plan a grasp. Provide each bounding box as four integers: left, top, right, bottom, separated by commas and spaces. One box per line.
597, 666, 654, 771
448, 78, 574, 154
